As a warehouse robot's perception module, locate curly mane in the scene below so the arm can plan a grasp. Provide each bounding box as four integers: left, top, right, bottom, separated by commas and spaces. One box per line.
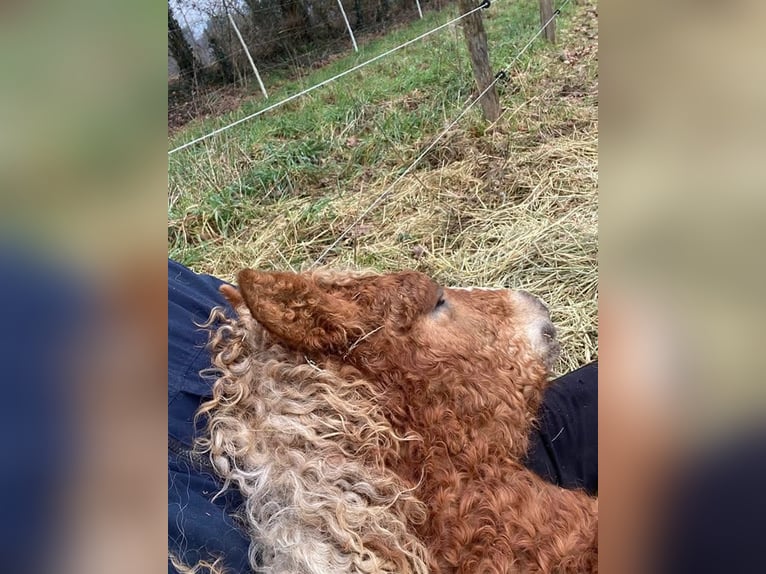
195, 304, 431, 574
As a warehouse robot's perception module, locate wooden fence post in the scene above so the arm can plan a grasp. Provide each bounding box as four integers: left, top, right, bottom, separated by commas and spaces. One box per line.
456, 0, 500, 122
539, 0, 556, 43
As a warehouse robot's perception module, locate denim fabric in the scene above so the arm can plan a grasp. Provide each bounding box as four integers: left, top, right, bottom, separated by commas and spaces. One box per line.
168, 442, 253, 574
167, 260, 252, 573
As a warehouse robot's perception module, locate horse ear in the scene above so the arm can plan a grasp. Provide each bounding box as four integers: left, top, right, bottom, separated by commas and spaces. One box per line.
219, 284, 245, 310
235, 269, 363, 353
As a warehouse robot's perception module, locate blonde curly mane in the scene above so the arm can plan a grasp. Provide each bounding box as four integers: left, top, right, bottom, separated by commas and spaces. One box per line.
195, 304, 431, 574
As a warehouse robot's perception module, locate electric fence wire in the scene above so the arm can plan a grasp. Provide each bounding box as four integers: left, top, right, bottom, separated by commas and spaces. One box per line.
168, 1, 491, 155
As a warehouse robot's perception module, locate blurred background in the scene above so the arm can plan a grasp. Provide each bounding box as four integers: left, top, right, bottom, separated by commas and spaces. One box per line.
0, 0, 166, 573
601, 0, 766, 571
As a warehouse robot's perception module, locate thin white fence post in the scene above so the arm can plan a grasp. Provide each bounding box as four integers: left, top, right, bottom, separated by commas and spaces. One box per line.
415, 0, 423, 19
335, 0, 359, 52
227, 12, 269, 99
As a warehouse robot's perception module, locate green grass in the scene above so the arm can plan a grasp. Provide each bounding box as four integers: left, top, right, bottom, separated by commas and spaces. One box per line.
167, 0, 599, 372
169, 1, 577, 205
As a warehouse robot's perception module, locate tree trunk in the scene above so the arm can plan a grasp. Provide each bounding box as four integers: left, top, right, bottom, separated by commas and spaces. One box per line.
168, 4, 200, 85
354, 0, 364, 29
209, 36, 236, 83
456, 0, 500, 122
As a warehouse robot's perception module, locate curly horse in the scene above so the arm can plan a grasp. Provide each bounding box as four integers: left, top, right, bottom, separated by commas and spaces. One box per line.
196, 269, 597, 573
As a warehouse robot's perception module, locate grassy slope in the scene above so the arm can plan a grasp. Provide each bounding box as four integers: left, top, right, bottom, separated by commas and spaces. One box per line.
168, 0, 598, 372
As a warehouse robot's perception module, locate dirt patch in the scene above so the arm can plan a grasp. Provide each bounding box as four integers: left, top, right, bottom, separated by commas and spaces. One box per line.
168, 82, 256, 135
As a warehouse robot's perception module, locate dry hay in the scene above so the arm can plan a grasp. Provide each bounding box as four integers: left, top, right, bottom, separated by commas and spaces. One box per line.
180, 128, 597, 374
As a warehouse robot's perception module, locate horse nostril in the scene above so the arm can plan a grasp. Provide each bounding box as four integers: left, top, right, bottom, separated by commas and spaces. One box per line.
541, 322, 556, 341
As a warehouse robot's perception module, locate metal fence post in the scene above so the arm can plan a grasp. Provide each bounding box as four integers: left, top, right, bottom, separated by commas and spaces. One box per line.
336, 0, 359, 52
227, 12, 268, 98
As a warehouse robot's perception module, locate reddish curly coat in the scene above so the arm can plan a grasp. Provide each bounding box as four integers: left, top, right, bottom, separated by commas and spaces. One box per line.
220, 268, 597, 573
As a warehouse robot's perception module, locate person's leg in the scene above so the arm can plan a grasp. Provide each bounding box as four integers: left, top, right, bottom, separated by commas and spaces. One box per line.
168, 442, 253, 574
167, 260, 252, 573
524, 361, 598, 495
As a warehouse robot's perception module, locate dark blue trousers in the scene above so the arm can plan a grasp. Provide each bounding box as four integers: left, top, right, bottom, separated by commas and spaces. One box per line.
168, 261, 251, 573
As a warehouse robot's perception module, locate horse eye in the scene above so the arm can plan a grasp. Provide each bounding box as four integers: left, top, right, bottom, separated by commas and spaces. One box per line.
434, 289, 446, 310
